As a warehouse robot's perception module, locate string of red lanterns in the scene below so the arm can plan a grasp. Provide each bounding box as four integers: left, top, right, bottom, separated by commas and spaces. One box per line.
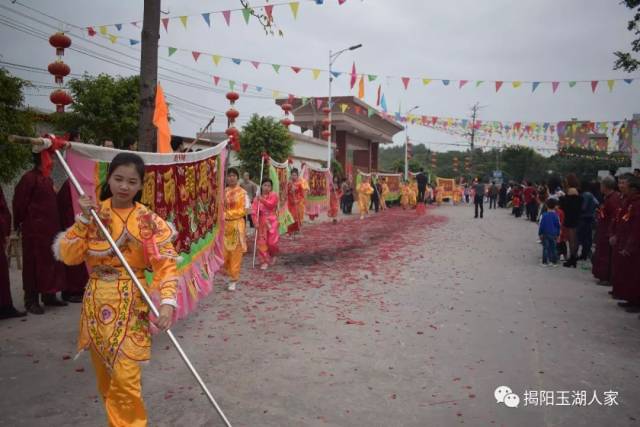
225, 91, 241, 151
48, 32, 73, 113
280, 102, 293, 129
321, 107, 331, 140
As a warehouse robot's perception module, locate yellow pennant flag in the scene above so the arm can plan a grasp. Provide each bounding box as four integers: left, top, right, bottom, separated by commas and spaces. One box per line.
212, 55, 222, 66
607, 80, 615, 92
340, 103, 349, 113
312, 69, 321, 80
512, 81, 522, 88
422, 78, 432, 86
289, 2, 300, 19
109, 34, 118, 44
99, 25, 108, 35
180, 16, 188, 28
272, 90, 280, 99
152, 83, 173, 153
358, 75, 365, 99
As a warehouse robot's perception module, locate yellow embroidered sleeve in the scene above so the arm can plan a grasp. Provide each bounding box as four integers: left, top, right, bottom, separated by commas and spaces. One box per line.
54, 220, 89, 266
148, 217, 179, 307
225, 192, 246, 221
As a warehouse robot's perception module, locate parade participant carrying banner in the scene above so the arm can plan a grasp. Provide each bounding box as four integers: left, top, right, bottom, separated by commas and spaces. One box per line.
8, 135, 232, 427
267, 157, 295, 234
63, 141, 226, 322
375, 173, 402, 202
301, 163, 330, 220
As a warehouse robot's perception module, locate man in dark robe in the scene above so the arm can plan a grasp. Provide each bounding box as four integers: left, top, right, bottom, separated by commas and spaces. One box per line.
415, 168, 428, 203
591, 176, 620, 285
12, 154, 67, 314
0, 186, 26, 319
611, 175, 640, 312
57, 180, 88, 303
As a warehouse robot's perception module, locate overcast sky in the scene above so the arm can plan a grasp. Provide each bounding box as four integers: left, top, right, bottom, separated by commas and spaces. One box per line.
1, 0, 638, 152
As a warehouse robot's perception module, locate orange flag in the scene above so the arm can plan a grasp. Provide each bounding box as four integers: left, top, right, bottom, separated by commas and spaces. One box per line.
153, 83, 173, 153
358, 75, 365, 99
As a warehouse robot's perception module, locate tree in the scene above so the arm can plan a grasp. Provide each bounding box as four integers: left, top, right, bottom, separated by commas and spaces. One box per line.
55, 74, 140, 148
237, 115, 293, 179
0, 68, 34, 183
500, 145, 546, 183
614, 0, 640, 72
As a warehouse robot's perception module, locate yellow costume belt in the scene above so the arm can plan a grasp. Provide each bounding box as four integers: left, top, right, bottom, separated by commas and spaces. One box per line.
90, 265, 146, 282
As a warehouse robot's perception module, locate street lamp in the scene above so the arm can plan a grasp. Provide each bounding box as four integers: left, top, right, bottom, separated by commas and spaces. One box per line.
327, 43, 362, 169
404, 105, 419, 180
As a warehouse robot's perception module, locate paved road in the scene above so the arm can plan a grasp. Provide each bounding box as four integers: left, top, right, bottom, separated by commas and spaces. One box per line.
1, 205, 639, 426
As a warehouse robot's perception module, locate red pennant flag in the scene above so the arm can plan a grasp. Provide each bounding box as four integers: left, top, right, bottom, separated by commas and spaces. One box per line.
495, 81, 503, 92
291, 66, 301, 74
213, 76, 220, 86
264, 5, 274, 20
87, 27, 96, 36
242, 83, 248, 93
431, 117, 438, 125
350, 62, 357, 89
288, 94, 295, 104
191, 51, 201, 61
251, 61, 261, 69
338, 0, 347, 4
591, 80, 598, 93
552, 81, 559, 93
161, 18, 169, 31
459, 80, 469, 88
316, 98, 324, 110
401, 77, 411, 90
222, 10, 231, 26
376, 84, 381, 106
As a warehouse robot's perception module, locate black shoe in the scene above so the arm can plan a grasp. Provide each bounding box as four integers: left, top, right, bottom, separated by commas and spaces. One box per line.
42, 294, 68, 307
0, 306, 27, 320
62, 293, 83, 303
596, 280, 611, 286
617, 301, 637, 308
25, 303, 44, 315
563, 258, 577, 268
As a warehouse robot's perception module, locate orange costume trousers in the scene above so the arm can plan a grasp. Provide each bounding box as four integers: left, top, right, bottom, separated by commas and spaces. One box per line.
91, 347, 147, 427
224, 245, 244, 281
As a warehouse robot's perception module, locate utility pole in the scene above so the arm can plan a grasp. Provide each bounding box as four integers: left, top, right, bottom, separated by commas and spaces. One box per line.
137, 0, 161, 152
468, 102, 484, 178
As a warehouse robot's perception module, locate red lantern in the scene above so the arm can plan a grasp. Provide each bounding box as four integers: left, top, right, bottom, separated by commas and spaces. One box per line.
226, 91, 239, 103
225, 108, 239, 121
321, 130, 331, 139
281, 103, 293, 113
281, 118, 293, 128
50, 89, 72, 113
322, 118, 331, 128
225, 127, 240, 151
322, 107, 331, 115
49, 32, 71, 56
48, 61, 70, 84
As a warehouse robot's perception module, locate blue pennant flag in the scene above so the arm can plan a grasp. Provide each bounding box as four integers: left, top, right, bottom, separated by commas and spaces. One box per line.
256, 86, 263, 92
380, 94, 387, 112
129, 39, 140, 45
532, 82, 540, 92
331, 71, 341, 79
442, 80, 450, 86
115, 23, 122, 31
231, 58, 242, 65
202, 13, 211, 27
624, 79, 633, 84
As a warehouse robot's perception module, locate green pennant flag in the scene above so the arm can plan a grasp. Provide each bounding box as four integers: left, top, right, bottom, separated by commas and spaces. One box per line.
168, 47, 177, 56
368, 74, 377, 82
229, 80, 236, 90
568, 81, 577, 88
301, 97, 309, 105
272, 64, 281, 73
367, 107, 376, 117
242, 7, 251, 24
475, 81, 484, 87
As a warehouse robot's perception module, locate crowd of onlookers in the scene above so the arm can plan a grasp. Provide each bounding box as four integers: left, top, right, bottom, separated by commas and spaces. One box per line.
503, 169, 640, 317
